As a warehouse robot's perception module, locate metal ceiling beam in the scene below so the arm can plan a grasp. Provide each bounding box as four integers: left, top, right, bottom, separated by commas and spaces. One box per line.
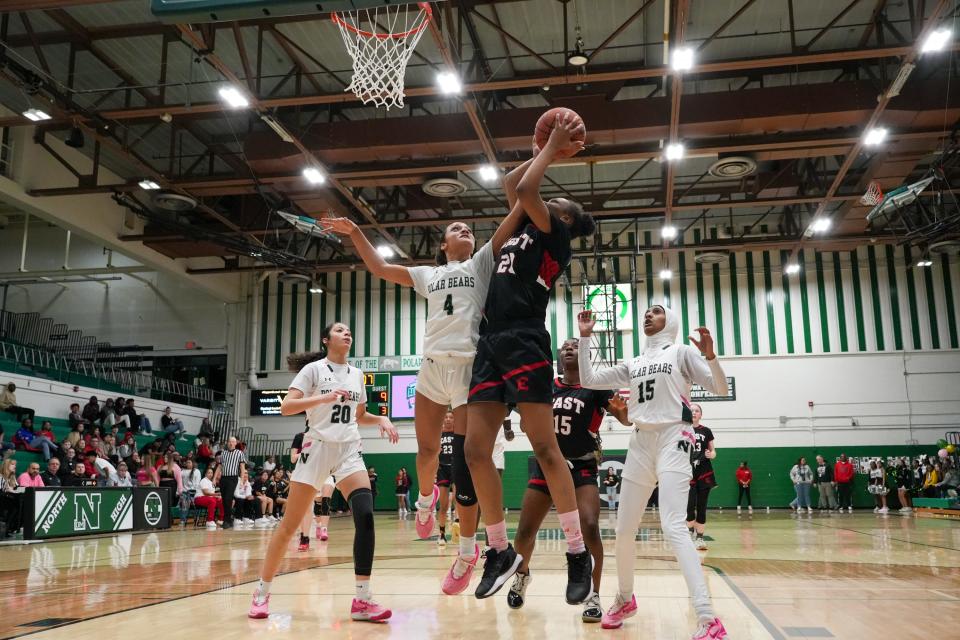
696, 0, 759, 52
802, 0, 866, 52
587, 0, 658, 63
792, 0, 953, 255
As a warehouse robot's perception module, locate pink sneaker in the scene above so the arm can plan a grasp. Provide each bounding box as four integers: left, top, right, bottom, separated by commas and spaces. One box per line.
319, 526, 328, 541
692, 618, 727, 639
248, 594, 269, 619
415, 485, 440, 539
350, 598, 392, 622
441, 544, 480, 595
600, 594, 637, 629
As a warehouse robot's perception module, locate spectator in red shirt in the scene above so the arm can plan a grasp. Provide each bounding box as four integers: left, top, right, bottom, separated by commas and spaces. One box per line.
834, 453, 855, 513
735, 461, 752, 513
17, 462, 44, 488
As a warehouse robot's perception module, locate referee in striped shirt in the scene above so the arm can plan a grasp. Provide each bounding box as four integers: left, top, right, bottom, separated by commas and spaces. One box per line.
219, 436, 246, 529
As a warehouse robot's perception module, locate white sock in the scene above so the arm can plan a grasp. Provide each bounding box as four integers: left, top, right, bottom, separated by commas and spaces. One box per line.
356, 580, 372, 601
416, 492, 433, 510
459, 534, 476, 558
255, 579, 271, 604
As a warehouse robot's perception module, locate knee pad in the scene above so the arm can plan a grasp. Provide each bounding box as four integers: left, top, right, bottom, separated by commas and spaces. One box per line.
452, 434, 477, 507
318, 497, 331, 517
348, 488, 375, 576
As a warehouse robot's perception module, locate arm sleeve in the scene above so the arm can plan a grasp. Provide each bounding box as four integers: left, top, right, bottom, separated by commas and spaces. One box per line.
678, 345, 729, 397
577, 337, 630, 390
289, 364, 317, 395
407, 266, 432, 298
472, 241, 495, 280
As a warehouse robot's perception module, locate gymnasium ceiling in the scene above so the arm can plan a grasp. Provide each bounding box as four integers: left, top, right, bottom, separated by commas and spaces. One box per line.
0, 0, 958, 275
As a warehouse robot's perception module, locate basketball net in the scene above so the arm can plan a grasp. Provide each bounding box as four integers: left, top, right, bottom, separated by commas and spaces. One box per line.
332, 2, 432, 110
860, 180, 884, 206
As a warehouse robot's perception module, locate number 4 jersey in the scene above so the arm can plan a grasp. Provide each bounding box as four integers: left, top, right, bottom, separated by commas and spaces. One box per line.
289, 358, 367, 442
577, 337, 728, 430
409, 242, 495, 358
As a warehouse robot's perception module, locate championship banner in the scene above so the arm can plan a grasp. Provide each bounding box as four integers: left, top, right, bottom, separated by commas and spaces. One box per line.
25, 488, 134, 539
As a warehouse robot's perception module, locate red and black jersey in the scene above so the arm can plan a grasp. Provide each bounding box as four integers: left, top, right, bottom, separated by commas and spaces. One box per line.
438, 431, 454, 466
552, 377, 613, 459
483, 219, 571, 331
690, 424, 715, 483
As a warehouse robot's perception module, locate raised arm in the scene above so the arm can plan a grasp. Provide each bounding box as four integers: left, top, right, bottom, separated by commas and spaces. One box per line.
503, 140, 539, 210
679, 327, 729, 397
516, 114, 584, 232
577, 311, 631, 390
488, 202, 526, 256
319, 218, 413, 286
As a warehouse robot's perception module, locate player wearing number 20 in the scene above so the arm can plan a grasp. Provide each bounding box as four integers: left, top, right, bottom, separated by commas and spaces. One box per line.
577, 305, 729, 639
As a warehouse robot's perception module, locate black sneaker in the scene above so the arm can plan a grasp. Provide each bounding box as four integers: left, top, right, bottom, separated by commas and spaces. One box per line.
565, 548, 592, 604
222, 522, 234, 530
475, 544, 522, 599
506, 571, 531, 609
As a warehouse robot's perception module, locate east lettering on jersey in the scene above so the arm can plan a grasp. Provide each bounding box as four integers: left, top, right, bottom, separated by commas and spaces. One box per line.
438, 432, 454, 466
552, 378, 613, 459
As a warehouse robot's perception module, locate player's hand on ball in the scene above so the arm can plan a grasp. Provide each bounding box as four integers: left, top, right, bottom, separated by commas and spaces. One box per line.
380, 420, 399, 444
690, 327, 716, 360
545, 113, 585, 158
319, 217, 358, 236
578, 310, 596, 337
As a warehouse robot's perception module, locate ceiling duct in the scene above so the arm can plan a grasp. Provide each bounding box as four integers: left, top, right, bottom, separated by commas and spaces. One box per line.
708, 155, 757, 179
422, 177, 468, 198
151, 191, 197, 212
277, 272, 312, 285
694, 251, 730, 264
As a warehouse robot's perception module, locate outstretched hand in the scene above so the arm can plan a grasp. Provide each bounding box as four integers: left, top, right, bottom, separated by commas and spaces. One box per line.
319, 217, 358, 236
689, 327, 716, 360
608, 394, 627, 413
544, 113, 585, 159
578, 310, 596, 337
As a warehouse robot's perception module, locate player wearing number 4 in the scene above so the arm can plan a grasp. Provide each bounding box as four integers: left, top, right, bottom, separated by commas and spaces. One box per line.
577, 306, 730, 639
249, 322, 400, 623
321, 181, 527, 595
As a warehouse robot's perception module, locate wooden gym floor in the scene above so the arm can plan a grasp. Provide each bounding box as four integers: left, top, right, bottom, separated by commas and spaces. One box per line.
1, 511, 958, 639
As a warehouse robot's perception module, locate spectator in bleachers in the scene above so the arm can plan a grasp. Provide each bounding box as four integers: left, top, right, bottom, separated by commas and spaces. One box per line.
234, 468, 259, 527
196, 465, 224, 530
17, 462, 44, 488
0, 383, 35, 422
253, 470, 275, 523
124, 399, 152, 434
113, 462, 133, 488
161, 407, 186, 439
198, 418, 215, 440
64, 423, 84, 450
262, 455, 276, 474
1, 458, 24, 538
69, 403, 90, 430
922, 462, 940, 497
137, 454, 159, 486
197, 437, 214, 465
87, 450, 117, 487
82, 396, 101, 426
102, 434, 118, 464
127, 451, 142, 475
102, 398, 131, 431
16, 419, 59, 462
61, 447, 77, 476
180, 458, 201, 521
117, 432, 135, 461
0, 426, 14, 456
63, 462, 94, 487
934, 461, 957, 498
157, 454, 181, 500
41, 458, 61, 487
271, 468, 289, 518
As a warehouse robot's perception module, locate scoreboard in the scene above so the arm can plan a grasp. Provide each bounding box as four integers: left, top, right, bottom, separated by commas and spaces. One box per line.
250, 374, 393, 417
364, 373, 391, 416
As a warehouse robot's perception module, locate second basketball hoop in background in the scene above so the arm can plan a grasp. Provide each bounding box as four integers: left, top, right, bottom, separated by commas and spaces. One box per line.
332, 2, 432, 110
860, 180, 884, 206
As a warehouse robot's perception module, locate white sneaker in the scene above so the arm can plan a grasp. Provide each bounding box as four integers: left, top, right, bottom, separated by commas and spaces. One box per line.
243, 518, 254, 526
206, 522, 217, 530
874, 507, 880, 513
254, 518, 270, 528
878, 507, 889, 514
748, 506, 753, 514
695, 536, 708, 551
737, 506, 741, 514
807, 507, 813, 514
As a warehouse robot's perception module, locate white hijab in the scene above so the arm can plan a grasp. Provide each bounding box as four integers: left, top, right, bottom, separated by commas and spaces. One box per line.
643, 304, 680, 356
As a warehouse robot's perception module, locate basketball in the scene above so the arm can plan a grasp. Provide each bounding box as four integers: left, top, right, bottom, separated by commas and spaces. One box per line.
534, 107, 586, 158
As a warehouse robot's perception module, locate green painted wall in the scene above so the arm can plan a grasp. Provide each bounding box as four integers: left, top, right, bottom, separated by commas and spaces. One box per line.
364, 444, 935, 511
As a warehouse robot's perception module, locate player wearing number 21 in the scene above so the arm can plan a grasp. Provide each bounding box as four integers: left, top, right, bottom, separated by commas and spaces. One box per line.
577, 306, 730, 639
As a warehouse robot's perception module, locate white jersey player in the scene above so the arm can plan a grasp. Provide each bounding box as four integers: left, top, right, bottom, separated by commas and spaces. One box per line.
577, 305, 729, 639
322, 204, 527, 593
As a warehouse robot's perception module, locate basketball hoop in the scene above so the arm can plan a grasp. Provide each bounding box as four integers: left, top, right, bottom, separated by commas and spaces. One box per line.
332, 2, 432, 110
860, 180, 884, 206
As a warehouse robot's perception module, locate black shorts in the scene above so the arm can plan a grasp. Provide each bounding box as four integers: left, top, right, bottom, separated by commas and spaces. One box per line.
469, 326, 553, 405
528, 458, 599, 495
691, 470, 717, 490
437, 464, 453, 487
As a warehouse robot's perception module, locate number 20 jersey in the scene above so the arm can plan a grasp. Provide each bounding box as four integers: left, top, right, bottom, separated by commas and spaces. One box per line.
289, 358, 367, 443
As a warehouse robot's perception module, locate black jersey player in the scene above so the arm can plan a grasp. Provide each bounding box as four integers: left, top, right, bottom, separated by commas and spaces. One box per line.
506, 338, 629, 621
436, 412, 455, 545
685, 404, 716, 550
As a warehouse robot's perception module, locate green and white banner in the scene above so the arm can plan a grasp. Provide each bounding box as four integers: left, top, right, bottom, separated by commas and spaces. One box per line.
30, 489, 134, 539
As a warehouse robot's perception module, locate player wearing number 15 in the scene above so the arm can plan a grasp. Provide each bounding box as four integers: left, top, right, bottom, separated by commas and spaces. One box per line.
577, 306, 729, 638
249, 322, 400, 623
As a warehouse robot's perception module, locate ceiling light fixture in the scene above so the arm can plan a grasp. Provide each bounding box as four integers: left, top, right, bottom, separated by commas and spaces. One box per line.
436, 72, 462, 95
665, 142, 685, 161
916, 259, 933, 267
921, 28, 952, 53
568, 27, 588, 67
22, 108, 51, 121
302, 167, 325, 185
810, 217, 831, 233
377, 245, 396, 258
659, 269, 672, 280
478, 165, 499, 182
671, 46, 695, 72
218, 86, 249, 109
785, 263, 801, 274
138, 179, 161, 190
661, 225, 678, 239
863, 127, 888, 147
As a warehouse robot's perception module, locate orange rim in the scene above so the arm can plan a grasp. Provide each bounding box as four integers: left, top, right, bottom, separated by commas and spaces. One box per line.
331, 2, 432, 40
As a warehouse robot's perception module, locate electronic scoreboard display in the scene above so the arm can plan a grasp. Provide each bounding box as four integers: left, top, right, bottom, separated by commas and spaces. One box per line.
364, 373, 390, 416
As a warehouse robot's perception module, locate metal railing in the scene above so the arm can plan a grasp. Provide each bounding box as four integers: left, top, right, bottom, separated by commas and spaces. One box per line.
209, 403, 289, 465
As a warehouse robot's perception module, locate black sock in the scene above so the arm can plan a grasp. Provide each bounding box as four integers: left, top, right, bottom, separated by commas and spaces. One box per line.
439, 526, 446, 537
300, 534, 309, 544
